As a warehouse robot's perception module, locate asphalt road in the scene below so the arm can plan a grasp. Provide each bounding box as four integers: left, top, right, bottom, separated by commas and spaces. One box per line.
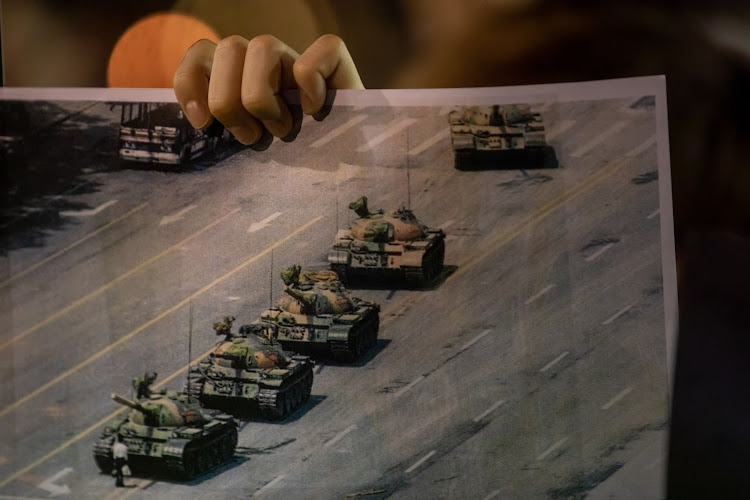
0, 97, 669, 499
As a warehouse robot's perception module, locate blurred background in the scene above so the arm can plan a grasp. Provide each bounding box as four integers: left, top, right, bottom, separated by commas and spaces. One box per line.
2, 0, 750, 496
0, 0, 407, 88
2, 0, 750, 89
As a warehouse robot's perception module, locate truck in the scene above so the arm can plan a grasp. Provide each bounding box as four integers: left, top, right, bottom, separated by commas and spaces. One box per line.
118, 102, 229, 165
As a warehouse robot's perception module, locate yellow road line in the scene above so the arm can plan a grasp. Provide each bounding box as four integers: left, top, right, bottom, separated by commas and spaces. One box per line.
101, 477, 152, 500
0, 203, 149, 289
452, 157, 630, 279
0, 347, 215, 492
377, 159, 628, 332
0, 159, 625, 491
0, 216, 322, 490
0, 208, 241, 353
0, 215, 322, 419
118, 479, 153, 499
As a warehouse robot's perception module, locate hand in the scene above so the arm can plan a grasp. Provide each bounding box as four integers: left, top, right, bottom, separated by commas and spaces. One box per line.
173, 34, 364, 145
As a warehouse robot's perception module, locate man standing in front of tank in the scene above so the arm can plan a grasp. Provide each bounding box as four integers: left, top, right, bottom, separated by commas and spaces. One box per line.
112, 435, 129, 488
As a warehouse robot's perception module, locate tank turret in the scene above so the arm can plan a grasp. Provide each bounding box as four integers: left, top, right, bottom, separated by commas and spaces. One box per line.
187, 319, 314, 419
93, 381, 237, 480
328, 196, 446, 286
258, 265, 380, 361
282, 285, 317, 311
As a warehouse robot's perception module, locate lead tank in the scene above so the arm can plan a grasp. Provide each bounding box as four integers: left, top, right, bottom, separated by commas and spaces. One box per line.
93, 390, 237, 480
449, 104, 551, 169
328, 196, 445, 287
257, 265, 380, 361
187, 317, 314, 419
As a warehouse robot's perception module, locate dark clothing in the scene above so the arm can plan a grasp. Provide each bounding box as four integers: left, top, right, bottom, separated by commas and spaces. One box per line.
114, 457, 126, 487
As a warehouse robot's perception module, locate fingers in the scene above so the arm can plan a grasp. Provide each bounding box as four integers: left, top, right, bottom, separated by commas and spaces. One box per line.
173, 39, 216, 129
208, 35, 265, 145
293, 34, 364, 115
241, 35, 300, 139
174, 34, 362, 145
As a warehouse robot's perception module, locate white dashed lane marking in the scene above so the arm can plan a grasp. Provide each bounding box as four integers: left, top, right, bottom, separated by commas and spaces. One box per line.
585, 242, 615, 262
539, 351, 569, 373
524, 284, 555, 305
625, 135, 657, 158
405, 450, 436, 473
545, 120, 575, 141
310, 115, 367, 148
324, 425, 357, 448
601, 387, 633, 410
473, 400, 505, 422
59, 199, 118, 217
394, 376, 424, 398
602, 304, 634, 325
355, 118, 417, 152
536, 437, 568, 461
409, 129, 449, 156
460, 329, 492, 351
253, 475, 286, 497
571, 120, 628, 157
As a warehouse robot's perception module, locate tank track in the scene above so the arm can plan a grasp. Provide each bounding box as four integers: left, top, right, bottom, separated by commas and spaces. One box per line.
167, 425, 238, 480
329, 313, 379, 362
453, 150, 473, 170
330, 263, 349, 284
258, 370, 313, 420
93, 425, 237, 480
404, 238, 445, 287
93, 435, 115, 473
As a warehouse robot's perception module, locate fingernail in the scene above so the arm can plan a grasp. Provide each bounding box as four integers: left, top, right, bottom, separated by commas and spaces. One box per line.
299, 89, 316, 115
185, 100, 210, 129
231, 125, 261, 145
266, 118, 291, 139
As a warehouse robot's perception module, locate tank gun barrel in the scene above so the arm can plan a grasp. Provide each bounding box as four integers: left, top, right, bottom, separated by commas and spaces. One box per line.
111, 393, 150, 414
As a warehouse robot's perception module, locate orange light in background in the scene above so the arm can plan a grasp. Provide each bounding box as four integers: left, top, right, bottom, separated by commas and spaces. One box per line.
107, 12, 220, 88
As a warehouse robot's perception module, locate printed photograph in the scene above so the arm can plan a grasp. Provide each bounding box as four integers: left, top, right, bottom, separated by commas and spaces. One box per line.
0, 78, 674, 499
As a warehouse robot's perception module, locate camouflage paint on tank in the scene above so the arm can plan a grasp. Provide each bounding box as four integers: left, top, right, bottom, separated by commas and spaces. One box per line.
449, 104, 553, 169
258, 265, 380, 361
278, 269, 357, 315
328, 196, 446, 287
188, 322, 314, 419
93, 388, 237, 480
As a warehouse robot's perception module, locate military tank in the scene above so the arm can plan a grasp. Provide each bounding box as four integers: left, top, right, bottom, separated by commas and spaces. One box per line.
187, 317, 314, 419
92, 390, 237, 480
328, 196, 445, 287
257, 265, 380, 361
448, 104, 553, 169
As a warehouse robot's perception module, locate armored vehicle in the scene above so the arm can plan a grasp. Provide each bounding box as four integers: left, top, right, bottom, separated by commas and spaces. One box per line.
118, 102, 229, 165
448, 104, 552, 169
258, 265, 380, 361
328, 196, 445, 287
187, 317, 314, 419
93, 390, 237, 480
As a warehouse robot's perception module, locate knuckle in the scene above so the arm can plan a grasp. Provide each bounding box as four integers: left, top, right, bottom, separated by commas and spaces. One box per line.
216, 34, 248, 53
247, 34, 281, 52
240, 92, 269, 115
292, 59, 312, 79
316, 33, 344, 52
172, 71, 194, 93
207, 95, 237, 121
